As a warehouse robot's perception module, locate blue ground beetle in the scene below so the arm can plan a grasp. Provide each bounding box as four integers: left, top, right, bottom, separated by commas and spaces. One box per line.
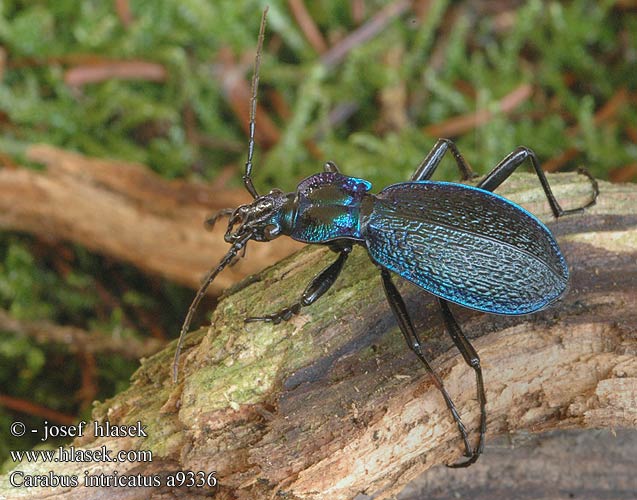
173, 9, 599, 467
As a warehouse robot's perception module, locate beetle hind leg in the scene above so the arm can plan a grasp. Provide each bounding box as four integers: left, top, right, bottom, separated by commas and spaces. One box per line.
438, 298, 486, 468
478, 146, 599, 217
380, 269, 474, 460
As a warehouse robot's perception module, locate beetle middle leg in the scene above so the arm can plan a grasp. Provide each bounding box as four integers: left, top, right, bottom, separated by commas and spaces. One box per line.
478, 146, 599, 217
245, 244, 351, 324
380, 269, 474, 460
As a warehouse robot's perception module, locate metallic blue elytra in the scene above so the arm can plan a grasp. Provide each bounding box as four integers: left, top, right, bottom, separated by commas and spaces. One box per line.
244, 172, 568, 316
363, 181, 568, 315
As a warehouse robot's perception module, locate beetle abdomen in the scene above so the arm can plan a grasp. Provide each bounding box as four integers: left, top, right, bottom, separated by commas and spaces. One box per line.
363, 181, 568, 315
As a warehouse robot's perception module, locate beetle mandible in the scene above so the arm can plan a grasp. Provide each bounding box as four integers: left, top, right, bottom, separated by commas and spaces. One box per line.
173, 8, 599, 467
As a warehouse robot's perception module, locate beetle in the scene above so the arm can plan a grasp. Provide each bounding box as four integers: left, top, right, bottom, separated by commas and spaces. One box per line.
172, 8, 599, 467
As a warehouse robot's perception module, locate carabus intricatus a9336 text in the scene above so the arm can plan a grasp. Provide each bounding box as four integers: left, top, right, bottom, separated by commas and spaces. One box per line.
173, 8, 599, 467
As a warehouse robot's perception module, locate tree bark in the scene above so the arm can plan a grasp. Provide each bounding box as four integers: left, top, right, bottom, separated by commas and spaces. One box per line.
1, 173, 636, 500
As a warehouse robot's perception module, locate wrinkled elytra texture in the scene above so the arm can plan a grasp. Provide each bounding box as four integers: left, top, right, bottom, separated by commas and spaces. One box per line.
364, 182, 567, 314
284, 173, 567, 315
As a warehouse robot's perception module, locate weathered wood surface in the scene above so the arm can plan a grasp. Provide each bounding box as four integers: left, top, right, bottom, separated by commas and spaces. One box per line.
398, 429, 637, 500
1, 173, 636, 499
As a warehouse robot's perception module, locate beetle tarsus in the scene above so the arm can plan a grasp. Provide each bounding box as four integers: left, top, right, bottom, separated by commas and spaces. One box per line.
438, 298, 487, 466
205, 208, 234, 230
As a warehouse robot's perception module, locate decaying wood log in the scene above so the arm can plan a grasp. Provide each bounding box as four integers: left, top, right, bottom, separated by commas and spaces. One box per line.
1, 174, 635, 500
0, 144, 302, 291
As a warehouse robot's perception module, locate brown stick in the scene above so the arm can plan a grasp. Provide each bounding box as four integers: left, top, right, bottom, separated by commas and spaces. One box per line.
64, 60, 167, 86
0, 175, 635, 500
423, 83, 533, 138
0, 308, 164, 360
288, 0, 328, 54
320, 0, 411, 69
0, 394, 76, 425
0, 145, 303, 292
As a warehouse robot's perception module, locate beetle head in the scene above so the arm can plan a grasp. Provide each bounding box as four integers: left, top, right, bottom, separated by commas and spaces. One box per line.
225, 189, 291, 243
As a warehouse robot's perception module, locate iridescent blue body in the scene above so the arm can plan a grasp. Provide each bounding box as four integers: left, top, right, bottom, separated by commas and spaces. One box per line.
266, 171, 568, 316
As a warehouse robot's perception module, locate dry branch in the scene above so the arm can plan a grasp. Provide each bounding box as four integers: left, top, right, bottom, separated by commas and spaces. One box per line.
1, 174, 636, 500
0, 308, 163, 360
0, 145, 303, 291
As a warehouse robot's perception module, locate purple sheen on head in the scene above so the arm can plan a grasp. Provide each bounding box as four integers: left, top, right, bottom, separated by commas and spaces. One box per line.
297, 172, 371, 200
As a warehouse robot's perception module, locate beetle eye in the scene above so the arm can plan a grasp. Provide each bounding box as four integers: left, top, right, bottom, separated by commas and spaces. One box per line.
257, 200, 272, 211
263, 224, 281, 240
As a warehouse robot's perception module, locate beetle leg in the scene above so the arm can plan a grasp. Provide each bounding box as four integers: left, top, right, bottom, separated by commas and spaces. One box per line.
245, 246, 351, 324
411, 138, 478, 182
204, 208, 234, 231
437, 298, 486, 468
380, 269, 473, 459
478, 147, 599, 217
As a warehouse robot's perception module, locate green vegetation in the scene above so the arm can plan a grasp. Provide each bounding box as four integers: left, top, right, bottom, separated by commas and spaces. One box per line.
0, 0, 635, 462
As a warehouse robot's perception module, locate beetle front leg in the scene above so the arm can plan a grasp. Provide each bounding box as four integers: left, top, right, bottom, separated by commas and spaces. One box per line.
478, 146, 599, 217
245, 246, 351, 324
204, 208, 234, 230
380, 269, 473, 460
411, 138, 478, 182
437, 298, 486, 468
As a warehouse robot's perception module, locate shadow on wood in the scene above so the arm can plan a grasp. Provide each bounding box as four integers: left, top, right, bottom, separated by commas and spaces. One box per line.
397, 428, 637, 500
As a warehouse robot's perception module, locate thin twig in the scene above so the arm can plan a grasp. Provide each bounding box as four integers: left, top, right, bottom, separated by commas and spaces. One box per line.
320, 0, 411, 69
0, 393, 75, 425
423, 84, 533, 137
0, 308, 164, 359
288, 0, 328, 54
65, 60, 167, 86
544, 88, 628, 172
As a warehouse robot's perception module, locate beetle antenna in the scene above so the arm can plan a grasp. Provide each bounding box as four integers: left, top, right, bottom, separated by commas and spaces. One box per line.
173, 234, 251, 383
243, 6, 268, 199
